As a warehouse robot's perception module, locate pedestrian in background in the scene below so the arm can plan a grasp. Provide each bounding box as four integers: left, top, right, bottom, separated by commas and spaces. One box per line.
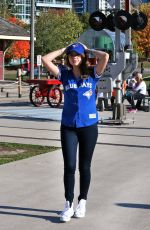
42, 42, 109, 222
141, 62, 144, 74
126, 72, 147, 111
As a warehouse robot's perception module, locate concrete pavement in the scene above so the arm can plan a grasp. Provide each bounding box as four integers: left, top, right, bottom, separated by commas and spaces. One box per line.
0, 97, 150, 230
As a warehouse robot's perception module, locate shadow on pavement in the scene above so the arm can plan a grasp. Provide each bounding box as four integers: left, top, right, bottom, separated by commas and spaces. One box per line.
116, 203, 150, 209
99, 132, 150, 138
0, 102, 31, 107
0, 205, 61, 223
104, 126, 150, 130
0, 134, 60, 142
0, 125, 60, 132
97, 142, 150, 149
0, 116, 59, 122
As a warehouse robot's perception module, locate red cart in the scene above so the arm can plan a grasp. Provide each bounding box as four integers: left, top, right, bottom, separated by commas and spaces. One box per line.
25, 79, 62, 108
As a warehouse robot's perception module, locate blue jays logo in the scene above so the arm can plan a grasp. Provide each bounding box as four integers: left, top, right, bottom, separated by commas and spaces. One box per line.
83, 89, 92, 99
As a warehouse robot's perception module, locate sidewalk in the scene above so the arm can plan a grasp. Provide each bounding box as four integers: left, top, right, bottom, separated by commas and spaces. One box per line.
0, 98, 150, 230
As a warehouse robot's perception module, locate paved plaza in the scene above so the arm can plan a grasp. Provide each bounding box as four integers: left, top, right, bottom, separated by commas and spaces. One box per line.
0, 93, 150, 230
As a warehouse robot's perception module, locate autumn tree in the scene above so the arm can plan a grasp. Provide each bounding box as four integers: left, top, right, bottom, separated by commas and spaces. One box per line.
8, 16, 27, 28
132, 3, 150, 58
5, 41, 30, 60
5, 16, 30, 62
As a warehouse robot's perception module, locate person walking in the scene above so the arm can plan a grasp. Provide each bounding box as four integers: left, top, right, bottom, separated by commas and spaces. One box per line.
141, 62, 144, 74
42, 42, 109, 222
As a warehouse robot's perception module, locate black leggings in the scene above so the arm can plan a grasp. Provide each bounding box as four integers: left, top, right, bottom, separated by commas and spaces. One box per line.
60, 123, 98, 204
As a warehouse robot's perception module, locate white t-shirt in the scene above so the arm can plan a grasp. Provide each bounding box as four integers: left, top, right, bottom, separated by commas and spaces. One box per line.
133, 81, 147, 95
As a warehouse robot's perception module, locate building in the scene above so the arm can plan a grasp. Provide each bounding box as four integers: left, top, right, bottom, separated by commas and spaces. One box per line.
72, 0, 87, 15
13, 0, 72, 24
87, 0, 116, 15
0, 16, 30, 80
36, 0, 72, 17
12, 0, 130, 23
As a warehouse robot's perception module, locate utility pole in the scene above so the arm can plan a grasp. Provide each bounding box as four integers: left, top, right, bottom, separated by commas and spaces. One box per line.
30, 0, 35, 79
125, 0, 132, 49
113, 0, 132, 121
112, 0, 123, 120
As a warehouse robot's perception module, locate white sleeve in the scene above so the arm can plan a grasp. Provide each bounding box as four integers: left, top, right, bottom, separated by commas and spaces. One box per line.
135, 81, 147, 95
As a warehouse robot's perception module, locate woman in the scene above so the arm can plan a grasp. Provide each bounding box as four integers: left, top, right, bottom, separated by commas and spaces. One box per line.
126, 72, 147, 111
42, 42, 109, 222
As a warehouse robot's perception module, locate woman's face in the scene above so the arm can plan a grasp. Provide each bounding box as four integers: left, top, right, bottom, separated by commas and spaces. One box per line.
68, 52, 82, 67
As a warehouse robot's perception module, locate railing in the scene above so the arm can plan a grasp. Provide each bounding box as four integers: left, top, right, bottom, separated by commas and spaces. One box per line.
0, 78, 30, 99
36, 0, 71, 4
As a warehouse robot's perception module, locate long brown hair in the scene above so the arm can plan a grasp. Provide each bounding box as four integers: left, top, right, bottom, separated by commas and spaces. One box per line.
65, 53, 91, 76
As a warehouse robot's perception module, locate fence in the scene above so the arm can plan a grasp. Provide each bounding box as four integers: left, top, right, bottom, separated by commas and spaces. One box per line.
0, 78, 30, 99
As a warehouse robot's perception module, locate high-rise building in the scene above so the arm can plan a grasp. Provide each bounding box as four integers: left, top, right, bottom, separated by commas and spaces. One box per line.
87, 0, 110, 14
87, 0, 125, 14
13, 0, 72, 23
13, 0, 127, 23
13, 0, 30, 23
72, 0, 87, 15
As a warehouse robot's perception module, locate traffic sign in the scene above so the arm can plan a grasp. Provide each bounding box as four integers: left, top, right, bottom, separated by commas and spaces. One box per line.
37, 55, 42, 66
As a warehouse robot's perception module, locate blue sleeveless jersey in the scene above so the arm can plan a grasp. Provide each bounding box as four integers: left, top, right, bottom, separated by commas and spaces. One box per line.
58, 68, 101, 128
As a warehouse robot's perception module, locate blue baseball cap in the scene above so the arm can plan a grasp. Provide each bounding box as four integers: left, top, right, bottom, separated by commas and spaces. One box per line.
66, 43, 85, 55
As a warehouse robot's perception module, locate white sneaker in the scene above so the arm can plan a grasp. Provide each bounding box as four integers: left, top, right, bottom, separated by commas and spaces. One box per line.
74, 199, 86, 218
60, 201, 74, 222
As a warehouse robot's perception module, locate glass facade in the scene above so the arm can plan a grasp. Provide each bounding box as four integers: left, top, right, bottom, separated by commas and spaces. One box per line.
87, 0, 110, 14
87, 0, 125, 15
13, 0, 127, 23
14, 0, 31, 22
72, 0, 87, 15
13, 0, 72, 23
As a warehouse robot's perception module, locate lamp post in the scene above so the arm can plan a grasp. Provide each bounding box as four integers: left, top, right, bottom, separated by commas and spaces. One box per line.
125, 0, 132, 49
30, 0, 35, 79
115, 0, 122, 105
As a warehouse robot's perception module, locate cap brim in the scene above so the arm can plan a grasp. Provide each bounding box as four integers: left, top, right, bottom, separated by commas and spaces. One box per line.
67, 50, 83, 55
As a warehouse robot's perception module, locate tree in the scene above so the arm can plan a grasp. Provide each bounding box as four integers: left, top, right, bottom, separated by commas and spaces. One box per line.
132, 3, 150, 58
7, 16, 27, 27
0, 0, 15, 18
78, 12, 90, 31
57, 10, 84, 48
5, 41, 30, 60
5, 16, 30, 61
35, 10, 84, 56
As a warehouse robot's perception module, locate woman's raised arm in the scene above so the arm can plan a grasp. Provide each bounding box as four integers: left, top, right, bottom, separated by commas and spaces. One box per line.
42, 48, 66, 77
87, 49, 109, 76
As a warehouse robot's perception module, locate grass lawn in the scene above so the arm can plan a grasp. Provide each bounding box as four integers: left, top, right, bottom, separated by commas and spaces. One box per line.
138, 61, 150, 68
4, 69, 47, 81
4, 69, 17, 81
0, 142, 59, 165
